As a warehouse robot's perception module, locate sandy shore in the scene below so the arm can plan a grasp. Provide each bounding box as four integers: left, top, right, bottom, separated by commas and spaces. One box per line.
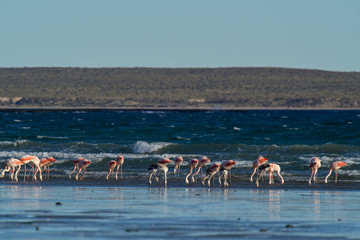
1, 106, 360, 111
1, 179, 360, 239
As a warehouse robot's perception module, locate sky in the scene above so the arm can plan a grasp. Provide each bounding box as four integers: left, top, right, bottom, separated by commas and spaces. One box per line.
1, 0, 359, 71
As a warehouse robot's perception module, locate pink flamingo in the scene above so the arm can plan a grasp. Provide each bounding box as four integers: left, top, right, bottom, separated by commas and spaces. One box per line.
192, 156, 211, 181
148, 158, 172, 186
250, 156, 268, 182
308, 157, 321, 185
219, 160, 236, 187
202, 162, 221, 187
106, 160, 117, 181
69, 157, 91, 180
20, 155, 43, 181
0, 158, 24, 181
173, 156, 184, 176
40, 157, 57, 179
185, 158, 199, 184
256, 163, 284, 187
325, 161, 347, 183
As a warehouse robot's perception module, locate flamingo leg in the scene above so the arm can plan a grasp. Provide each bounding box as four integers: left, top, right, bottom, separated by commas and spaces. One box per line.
256, 170, 266, 188
223, 170, 229, 187
23, 164, 27, 181
81, 168, 87, 180
335, 169, 338, 183
164, 168, 168, 186
325, 169, 332, 183
309, 169, 315, 185
10, 167, 15, 181
148, 169, 157, 185
76, 168, 82, 181
277, 170, 284, 184
313, 168, 318, 183
250, 168, 257, 182
15, 166, 22, 182
185, 167, 194, 184
120, 164, 123, 180
106, 169, 112, 181
69, 165, 77, 179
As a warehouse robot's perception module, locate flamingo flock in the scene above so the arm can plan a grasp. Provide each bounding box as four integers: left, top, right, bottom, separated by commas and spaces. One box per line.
0, 154, 350, 187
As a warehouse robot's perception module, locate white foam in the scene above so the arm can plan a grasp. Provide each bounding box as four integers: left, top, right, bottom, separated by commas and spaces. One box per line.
133, 141, 173, 154
37, 135, 69, 140
0, 139, 30, 147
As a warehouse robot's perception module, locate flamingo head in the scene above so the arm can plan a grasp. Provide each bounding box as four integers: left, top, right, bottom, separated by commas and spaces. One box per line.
258, 156, 268, 164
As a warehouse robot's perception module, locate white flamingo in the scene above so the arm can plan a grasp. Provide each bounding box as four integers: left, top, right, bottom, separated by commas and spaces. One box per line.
20, 155, 43, 181
0, 158, 24, 181
69, 157, 91, 180
40, 157, 57, 179
148, 158, 172, 186
202, 162, 221, 187
115, 155, 125, 180
308, 157, 321, 185
256, 163, 284, 187
219, 160, 236, 187
106, 160, 117, 181
192, 156, 210, 181
185, 158, 199, 184
324, 161, 347, 183
250, 156, 268, 182
173, 156, 184, 176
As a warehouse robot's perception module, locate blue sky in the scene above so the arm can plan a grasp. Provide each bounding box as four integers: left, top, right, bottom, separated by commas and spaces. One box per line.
1, 0, 359, 71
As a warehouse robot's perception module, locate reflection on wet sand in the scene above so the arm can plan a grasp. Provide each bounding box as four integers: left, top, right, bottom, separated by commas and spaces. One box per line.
1, 185, 360, 239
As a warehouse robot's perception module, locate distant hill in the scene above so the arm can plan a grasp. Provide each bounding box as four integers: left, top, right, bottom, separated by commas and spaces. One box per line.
0, 67, 359, 109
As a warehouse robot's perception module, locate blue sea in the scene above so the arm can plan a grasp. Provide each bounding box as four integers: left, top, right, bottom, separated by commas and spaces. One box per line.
1, 110, 360, 183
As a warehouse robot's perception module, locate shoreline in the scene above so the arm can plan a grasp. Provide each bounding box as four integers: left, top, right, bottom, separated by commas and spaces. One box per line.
1, 106, 360, 112
2, 177, 360, 191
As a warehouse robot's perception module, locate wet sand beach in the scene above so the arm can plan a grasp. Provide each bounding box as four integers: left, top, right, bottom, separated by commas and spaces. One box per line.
1, 179, 360, 239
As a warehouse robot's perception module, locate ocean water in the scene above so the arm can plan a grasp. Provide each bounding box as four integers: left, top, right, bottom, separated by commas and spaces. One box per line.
1, 110, 360, 183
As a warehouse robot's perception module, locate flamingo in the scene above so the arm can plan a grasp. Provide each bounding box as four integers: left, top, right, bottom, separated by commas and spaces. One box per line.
0, 158, 24, 181
219, 160, 236, 187
185, 158, 199, 184
173, 156, 184, 176
20, 155, 43, 181
69, 157, 91, 180
40, 157, 57, 179
192, 156, 211, 181
256, 163, 284, 187
148, 158, 172, 186
106, 160, 117, 181
250, 156, 268, 182
115, 155, 125, 180
308, 157, 321, 185
324, 161, 347, 183
202, 162, 221, 187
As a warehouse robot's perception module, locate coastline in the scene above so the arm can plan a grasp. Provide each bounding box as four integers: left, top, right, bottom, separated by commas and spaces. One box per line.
1, 106, 360, 112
